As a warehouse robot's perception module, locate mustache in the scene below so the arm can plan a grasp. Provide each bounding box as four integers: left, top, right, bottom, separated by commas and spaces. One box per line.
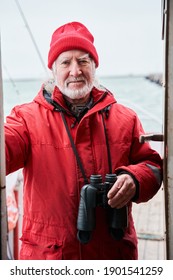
66, 76, 86, 84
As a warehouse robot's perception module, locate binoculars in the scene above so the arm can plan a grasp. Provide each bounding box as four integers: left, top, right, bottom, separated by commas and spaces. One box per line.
77, 174, 128, 244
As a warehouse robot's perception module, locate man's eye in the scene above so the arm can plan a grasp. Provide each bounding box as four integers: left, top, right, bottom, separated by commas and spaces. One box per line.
79, 59, 89, 65
61, 61, 70, 65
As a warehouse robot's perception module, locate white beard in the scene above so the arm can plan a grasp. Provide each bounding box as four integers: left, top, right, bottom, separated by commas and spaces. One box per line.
57, 80, 94, 100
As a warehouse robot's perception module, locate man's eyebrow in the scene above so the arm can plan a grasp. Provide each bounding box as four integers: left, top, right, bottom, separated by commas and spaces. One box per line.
57, 56, 71, 64
78, 53, 90, 60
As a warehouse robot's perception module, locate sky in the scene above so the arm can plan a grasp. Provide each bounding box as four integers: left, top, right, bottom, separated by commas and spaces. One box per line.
0, 0, 164, 80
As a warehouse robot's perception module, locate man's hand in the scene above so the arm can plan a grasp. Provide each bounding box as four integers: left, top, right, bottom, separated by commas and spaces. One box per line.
107, 174, 136, 208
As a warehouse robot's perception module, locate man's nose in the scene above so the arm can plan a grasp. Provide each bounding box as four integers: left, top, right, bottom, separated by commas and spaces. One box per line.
69, 62, 82, 76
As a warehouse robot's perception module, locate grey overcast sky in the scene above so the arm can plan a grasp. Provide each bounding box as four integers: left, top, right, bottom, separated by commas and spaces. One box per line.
0, 0, 163, 80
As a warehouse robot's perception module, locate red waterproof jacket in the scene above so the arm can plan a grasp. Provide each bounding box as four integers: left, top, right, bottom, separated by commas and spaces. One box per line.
5, 85, 162, 260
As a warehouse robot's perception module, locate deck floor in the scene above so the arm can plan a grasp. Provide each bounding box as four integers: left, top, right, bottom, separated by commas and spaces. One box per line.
132, 186, 166, 259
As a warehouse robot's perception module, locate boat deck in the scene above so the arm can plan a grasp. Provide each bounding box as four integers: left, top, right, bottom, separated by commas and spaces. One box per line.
132, 185, 166, 259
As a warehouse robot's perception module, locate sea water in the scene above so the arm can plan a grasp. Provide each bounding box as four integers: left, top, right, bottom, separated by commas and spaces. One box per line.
2, 75, 163, 134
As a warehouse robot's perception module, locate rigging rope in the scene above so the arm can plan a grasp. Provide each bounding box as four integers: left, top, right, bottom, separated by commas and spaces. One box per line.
14, 0, 49, 77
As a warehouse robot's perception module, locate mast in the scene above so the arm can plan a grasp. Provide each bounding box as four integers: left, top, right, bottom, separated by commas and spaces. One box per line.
0, 35, 8, 259
163, 0, 173, 259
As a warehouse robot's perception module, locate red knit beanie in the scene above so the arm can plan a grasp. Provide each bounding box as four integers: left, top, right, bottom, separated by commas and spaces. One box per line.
48, 22, 99, 69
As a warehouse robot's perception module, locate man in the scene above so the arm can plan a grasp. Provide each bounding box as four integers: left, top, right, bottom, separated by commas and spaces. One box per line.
4, 21, 162, 259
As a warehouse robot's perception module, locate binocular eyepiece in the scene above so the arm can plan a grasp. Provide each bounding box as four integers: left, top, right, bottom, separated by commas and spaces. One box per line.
77, 174, 128, 244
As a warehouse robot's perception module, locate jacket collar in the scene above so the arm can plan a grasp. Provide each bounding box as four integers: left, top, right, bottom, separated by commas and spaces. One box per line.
34, 80, 117, 112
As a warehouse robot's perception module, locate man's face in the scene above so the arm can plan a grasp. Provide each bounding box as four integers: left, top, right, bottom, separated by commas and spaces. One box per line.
53, 50, 96, 101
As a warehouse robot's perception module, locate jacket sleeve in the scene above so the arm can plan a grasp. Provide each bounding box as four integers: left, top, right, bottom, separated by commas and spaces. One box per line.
115, 113, 163, 203
5, 106, 30, 175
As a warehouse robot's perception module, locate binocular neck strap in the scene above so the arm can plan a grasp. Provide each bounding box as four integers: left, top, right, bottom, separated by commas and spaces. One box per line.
60, 109, 113, 183
60, 111, 89, 184
100, 109, 112, 174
